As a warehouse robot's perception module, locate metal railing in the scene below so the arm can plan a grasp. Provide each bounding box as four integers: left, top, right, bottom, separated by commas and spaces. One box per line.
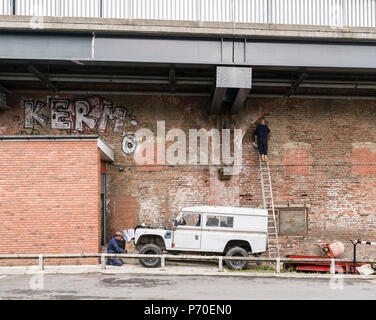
0, 0, 375, 27
1, 253, 375, 274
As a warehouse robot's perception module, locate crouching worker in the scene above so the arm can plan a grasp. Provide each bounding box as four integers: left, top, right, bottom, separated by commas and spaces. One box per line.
107, 232, 127, 266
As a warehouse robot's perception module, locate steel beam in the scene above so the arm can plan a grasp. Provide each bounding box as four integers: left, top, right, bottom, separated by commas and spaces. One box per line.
0, 33, 92, 60
208, 87, 226, 114
93, 36, 232, 64
0, 33, 376, 70
1, 72, 376, 89
169, 65, 176, 93
28, 65, 59, 92
0, 83, 11, 95
243, 42, 376, 69
286, 72, 308, 97
231, 88, 251, 114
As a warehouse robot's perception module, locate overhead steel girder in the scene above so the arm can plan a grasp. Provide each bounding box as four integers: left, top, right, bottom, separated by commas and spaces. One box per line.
0, 33, 376, 69
94, 37, 376, 69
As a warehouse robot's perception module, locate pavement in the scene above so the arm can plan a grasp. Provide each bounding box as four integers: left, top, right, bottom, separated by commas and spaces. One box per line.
0, 260, 375, 280
2, 273, 376, 300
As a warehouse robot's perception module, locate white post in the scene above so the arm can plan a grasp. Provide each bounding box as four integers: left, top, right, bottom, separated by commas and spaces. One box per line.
218, 256, 223, 272
161, 255, 165, 271
330, 258, 335, 274
38, 254, 44, 271
276, 257, 280, 273
101, 253, 106, 270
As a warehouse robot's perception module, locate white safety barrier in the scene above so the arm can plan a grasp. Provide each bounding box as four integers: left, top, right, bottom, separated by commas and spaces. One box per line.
0, 253, 375, 273
0, 0, 375, 27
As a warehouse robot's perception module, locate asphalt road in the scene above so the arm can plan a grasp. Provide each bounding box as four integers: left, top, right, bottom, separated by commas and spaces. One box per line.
0, 274, 375, 300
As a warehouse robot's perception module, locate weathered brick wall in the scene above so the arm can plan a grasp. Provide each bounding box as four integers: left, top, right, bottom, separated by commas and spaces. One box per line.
0, 139, 101, 265
0, 93, 375, 260
240, 99, 376, 258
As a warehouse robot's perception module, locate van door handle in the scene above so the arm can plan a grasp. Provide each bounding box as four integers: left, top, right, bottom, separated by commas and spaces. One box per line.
195, 235, 199, 240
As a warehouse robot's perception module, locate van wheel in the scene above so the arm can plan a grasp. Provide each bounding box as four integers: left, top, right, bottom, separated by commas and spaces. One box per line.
225, 246, 248, 270
139, 244, 162, 268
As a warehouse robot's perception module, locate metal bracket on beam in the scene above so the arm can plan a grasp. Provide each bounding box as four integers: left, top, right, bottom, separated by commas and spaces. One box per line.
209, 87, 226, 114
231, 88, 251, 114
0, 84, 12, 96
28, 65, 59, 92
286, 72, 308, 97
0, 84, 11, 110
0, 92, 11, 110
169, 65, 176, 94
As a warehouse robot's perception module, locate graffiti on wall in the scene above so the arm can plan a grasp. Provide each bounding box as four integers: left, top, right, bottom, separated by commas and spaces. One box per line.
21, 97, 138, 154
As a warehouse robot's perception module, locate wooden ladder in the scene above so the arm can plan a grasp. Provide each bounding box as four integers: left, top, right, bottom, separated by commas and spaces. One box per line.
259, 155, 280, 259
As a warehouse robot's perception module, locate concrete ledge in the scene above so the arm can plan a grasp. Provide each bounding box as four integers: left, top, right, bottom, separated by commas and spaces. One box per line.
0, 16, 375, 41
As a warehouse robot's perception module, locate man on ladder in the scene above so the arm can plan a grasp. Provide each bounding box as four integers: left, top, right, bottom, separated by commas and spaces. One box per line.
253, 118, 270, 161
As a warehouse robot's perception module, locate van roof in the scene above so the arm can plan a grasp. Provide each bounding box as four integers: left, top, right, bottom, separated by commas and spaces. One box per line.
181, 206, 267, 216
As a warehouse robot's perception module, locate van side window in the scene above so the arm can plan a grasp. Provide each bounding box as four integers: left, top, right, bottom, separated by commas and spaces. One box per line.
206, 215, 219, 227
220, 216, 234, 228
178, 213, 201, 227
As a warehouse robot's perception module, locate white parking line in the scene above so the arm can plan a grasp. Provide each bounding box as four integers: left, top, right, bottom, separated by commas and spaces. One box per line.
0, 275, 7, 280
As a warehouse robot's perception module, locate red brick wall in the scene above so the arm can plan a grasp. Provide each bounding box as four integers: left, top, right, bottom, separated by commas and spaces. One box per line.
240, 99, 376, 257
351, 142, 376, 175
283, 142, 313, 175
1, 94, 376, 260
0, 140, 101, 264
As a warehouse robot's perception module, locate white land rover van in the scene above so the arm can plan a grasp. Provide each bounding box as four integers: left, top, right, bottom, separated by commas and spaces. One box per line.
134, 206, 268, 270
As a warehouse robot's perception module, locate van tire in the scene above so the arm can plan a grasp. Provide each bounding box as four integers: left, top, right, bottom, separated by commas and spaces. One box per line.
225, 246, 248, 270
139, 243, 162, 268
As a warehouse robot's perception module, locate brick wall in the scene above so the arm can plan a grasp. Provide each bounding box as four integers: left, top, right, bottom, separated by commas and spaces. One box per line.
1, 94, 376, 260
240, 99, 376, 258
0, 139, 101, 265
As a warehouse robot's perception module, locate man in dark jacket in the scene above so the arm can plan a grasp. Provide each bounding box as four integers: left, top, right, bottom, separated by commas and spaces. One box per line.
254, 119, 270, 162
107, 232, 127, 266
